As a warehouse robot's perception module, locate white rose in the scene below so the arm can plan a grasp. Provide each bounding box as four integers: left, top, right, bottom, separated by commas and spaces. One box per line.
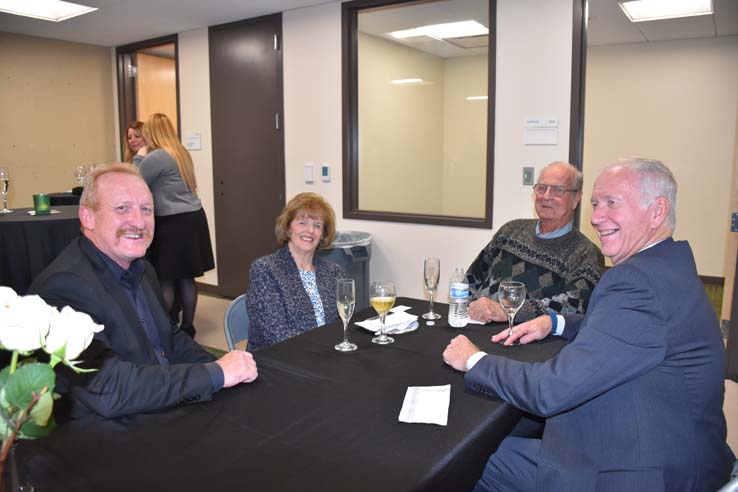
0, 295, 55, 353
0, 287, 18, 308
44, 306, 104, 361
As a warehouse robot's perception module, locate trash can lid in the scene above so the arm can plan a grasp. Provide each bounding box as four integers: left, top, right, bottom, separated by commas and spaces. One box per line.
331, 231, 372, 248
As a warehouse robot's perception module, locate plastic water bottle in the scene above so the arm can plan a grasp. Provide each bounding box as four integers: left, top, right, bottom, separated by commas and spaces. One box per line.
448, 267, 469, 328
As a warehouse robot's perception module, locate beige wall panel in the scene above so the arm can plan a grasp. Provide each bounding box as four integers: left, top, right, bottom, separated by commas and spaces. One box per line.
0, 32, 115, 207
442, 55, 487, 217
358, 33, 444, 215
583, 37, 738, 277
136, 53, 177, 129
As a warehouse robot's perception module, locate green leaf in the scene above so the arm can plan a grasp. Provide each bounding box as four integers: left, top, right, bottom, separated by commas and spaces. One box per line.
5, 363, 55, 408
18, 418, 54, 439
0, 366, 9, 390
29, 391, 53, 427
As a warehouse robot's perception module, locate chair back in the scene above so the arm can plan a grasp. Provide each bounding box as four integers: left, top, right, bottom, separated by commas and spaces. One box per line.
224, 294, 249, 351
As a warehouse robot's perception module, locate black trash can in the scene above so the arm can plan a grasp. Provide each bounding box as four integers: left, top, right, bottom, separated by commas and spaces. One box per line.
317, 231, 372, 310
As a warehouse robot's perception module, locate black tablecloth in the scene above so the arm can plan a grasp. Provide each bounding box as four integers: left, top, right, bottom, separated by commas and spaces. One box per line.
49, 192, 81, 206
17, 298, 565, 492
0, 206, 80, 294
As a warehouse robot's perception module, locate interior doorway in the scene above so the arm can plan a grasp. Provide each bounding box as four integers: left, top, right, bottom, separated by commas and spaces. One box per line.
116, 35, 180, 156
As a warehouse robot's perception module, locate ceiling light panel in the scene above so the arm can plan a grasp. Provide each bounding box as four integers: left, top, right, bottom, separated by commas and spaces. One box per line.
0, 0, 97, 22
389, 20, 488, 40
618, 0, 713, 22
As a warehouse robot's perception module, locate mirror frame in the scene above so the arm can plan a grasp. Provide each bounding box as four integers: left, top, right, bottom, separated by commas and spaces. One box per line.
341, 0, 497, 228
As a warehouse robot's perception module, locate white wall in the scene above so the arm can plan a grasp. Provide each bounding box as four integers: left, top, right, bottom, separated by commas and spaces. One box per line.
178, 28, 218, 286
583, 37, 738, 277
282, 0, 575, 301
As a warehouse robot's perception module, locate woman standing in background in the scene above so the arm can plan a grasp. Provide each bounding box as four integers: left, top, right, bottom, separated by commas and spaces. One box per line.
135, 113, 214, 338
124, 121, 146, 163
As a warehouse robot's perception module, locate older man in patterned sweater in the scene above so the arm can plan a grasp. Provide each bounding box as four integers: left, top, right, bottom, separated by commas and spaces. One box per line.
467, 162, 604, 325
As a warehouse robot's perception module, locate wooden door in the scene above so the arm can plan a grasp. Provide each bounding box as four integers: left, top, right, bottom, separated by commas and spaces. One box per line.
209, 13, 285, 298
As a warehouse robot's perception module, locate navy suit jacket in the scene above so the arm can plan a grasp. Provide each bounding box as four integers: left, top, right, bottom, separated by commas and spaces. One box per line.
28, 236, 216, 419
466, 238, 734, 491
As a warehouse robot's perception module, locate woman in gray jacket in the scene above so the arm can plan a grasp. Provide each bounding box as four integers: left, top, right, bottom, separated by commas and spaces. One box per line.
135, 113, 214, 338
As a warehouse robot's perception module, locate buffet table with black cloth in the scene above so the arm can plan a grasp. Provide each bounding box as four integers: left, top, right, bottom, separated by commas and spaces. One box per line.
17, 298, 564, 492
0, 205, 81, 293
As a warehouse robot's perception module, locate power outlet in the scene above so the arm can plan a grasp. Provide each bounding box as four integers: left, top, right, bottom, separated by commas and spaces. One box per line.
523, 166, 535, 186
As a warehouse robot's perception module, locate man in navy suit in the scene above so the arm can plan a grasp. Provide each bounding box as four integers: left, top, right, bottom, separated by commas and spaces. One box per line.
30, 163, 257, 419
444, 158, 734, 491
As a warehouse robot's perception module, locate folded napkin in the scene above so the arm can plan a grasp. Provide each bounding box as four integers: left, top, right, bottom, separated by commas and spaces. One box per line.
355, 308, 418, 334
398, 385, 450, 426
27, 210, 62, 216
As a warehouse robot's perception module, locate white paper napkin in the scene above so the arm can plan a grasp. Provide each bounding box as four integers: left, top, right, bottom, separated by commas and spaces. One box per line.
398, 385, 450, 426
27, 210, 62, 216
355, 309, 418, 334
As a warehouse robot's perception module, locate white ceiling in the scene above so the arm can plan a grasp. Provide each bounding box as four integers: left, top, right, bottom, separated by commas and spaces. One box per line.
0, 0, 736, 48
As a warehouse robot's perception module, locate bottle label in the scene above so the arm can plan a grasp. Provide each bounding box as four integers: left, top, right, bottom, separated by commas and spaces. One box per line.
450, 283, 469, 299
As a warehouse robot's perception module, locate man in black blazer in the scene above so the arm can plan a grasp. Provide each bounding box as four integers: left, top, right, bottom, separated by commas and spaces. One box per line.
29, 163, 257, 419
444, 158, 734, 491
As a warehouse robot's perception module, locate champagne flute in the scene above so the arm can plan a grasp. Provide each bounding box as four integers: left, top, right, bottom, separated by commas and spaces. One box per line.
74, 165, 88, 187
370, 281, 396, 345
335, 278, 358, 352
498, 281, 526, 345
0, 167, 12, 214
422, 257, 441, 320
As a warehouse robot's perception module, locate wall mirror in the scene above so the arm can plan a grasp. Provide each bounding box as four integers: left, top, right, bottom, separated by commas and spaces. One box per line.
342, 0, 495, 228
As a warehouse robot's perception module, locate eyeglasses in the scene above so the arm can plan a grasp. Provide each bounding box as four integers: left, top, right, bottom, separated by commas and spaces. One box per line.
532, 184, 579, 198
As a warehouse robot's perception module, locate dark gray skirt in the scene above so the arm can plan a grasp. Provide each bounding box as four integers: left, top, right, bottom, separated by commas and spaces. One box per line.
148, 207, 215, 281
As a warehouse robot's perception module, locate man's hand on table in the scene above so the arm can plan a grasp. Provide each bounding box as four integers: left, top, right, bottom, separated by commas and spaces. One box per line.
468, 297, 507, 323
217, 350, 258, 387
443, 335, 481, 372
491, 314, 552, 346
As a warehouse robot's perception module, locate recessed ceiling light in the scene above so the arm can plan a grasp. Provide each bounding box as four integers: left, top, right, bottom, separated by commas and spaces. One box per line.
391, 78, 424, 85
389, 20, 488, 40
618, 0, 712, 22
465, 96, 488, 101
0, 0, 97, 22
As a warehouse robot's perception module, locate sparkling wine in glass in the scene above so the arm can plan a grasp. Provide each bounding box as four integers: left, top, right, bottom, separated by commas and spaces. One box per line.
335, 278, 358, 352
498, 281, 526, 345
74, 165, 88, 187
370, 281, 396, 345
422, 257, 441, 321
0, 167, 12, 214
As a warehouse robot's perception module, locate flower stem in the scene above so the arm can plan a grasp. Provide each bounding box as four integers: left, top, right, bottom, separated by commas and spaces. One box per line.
8, 351, 18, 375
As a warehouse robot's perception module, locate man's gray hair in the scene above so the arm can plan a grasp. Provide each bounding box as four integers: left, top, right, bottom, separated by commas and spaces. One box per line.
606, 157, 677, 230
542, 161, 583, 191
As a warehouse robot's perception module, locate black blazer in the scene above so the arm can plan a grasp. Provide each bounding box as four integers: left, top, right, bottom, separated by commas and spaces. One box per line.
28, 236, 216, 419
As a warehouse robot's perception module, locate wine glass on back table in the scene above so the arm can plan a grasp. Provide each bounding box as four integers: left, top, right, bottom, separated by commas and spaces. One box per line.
498, 281, 526, 345
370, 281, 396, 345
422, 257, 441, 320
74, 165, 88, 187
335, 278, 358, 352
0, 167, 12, 214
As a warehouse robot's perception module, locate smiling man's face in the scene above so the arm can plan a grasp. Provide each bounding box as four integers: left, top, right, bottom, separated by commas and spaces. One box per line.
590, 167, 659, 265
80, 172, 154, 269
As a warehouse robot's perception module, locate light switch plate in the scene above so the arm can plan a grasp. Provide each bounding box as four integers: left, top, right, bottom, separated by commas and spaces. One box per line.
304, 164, 314, 183
523, 166, 534, 186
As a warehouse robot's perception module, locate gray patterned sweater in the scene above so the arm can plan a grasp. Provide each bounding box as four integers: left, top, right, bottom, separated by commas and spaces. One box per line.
246, 246, 345, 351
466, 219, 604, 321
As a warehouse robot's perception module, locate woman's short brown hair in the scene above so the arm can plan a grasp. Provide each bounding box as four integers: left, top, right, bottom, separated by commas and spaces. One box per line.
274, 192, 336, 249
